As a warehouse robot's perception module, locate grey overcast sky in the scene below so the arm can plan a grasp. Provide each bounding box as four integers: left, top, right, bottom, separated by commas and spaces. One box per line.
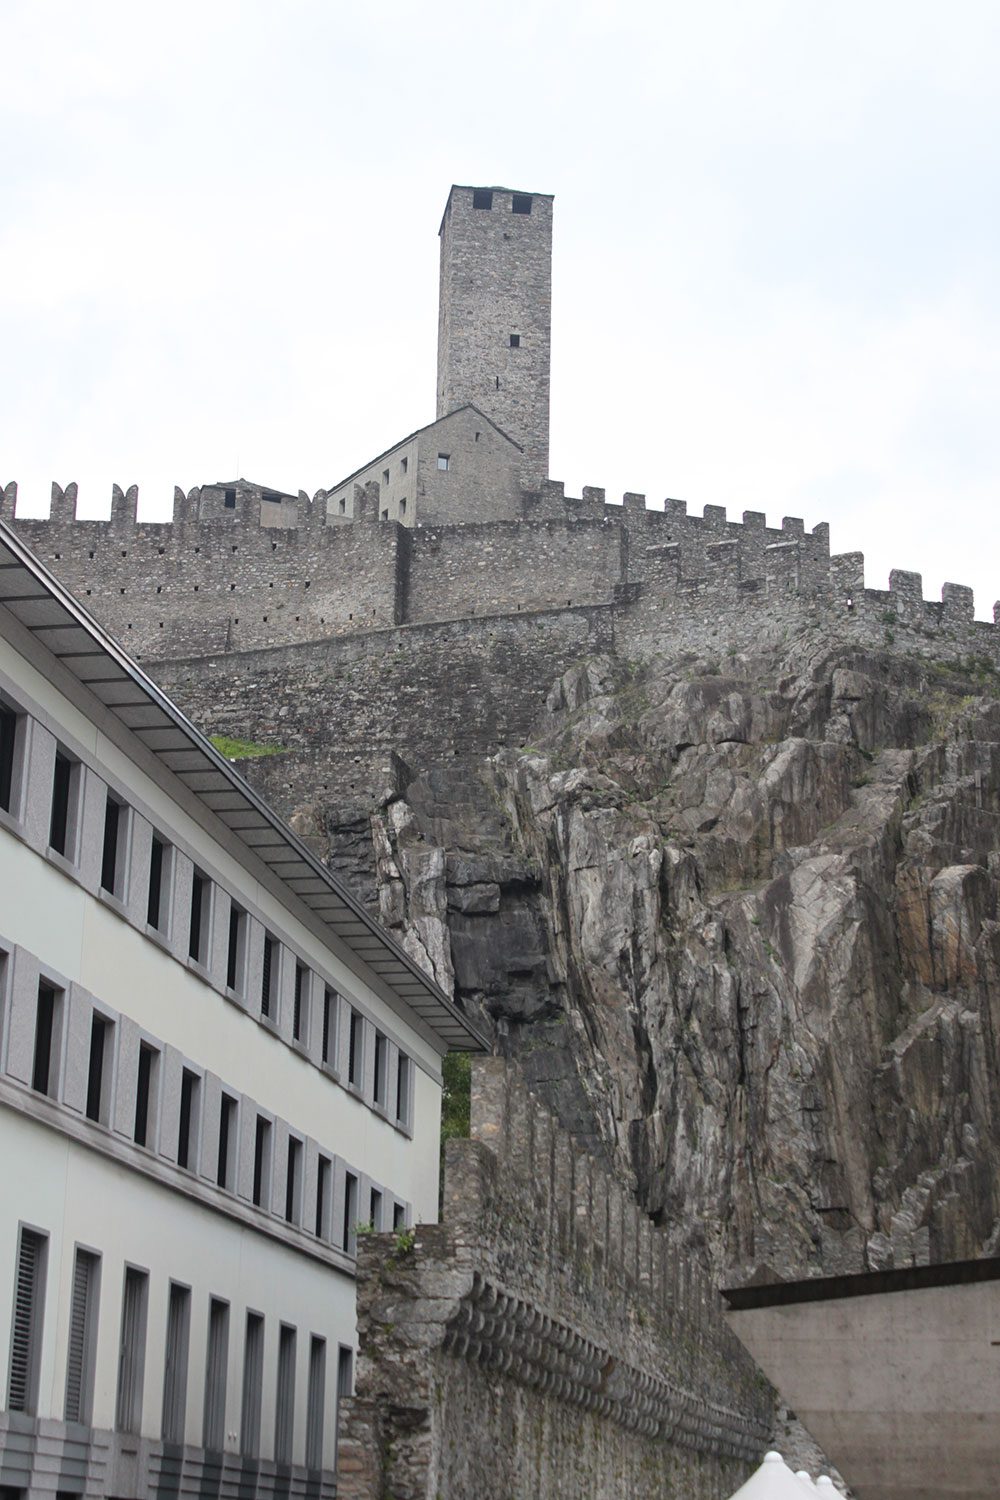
2, 1, 998, 615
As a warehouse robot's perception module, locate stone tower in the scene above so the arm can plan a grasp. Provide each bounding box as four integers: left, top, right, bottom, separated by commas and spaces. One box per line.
436, 184, 553, 488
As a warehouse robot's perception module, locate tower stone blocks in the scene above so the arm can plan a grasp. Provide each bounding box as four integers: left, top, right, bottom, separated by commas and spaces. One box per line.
436, 185, 553, 487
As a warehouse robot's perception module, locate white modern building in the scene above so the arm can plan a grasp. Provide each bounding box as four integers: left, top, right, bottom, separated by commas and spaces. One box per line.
0, 518, 486, 1498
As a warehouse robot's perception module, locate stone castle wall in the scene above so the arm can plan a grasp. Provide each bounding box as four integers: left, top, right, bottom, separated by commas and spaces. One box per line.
336, 1057, 772, 1500
5, 479, 996, 674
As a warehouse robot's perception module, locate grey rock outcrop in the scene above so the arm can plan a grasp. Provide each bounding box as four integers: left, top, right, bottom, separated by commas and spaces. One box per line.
366, 641, 1000, 1279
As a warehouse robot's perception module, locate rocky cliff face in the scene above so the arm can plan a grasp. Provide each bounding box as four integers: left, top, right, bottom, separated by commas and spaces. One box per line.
362, 639, 1000, 1280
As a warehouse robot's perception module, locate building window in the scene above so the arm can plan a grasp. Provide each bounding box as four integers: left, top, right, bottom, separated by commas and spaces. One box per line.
85, 1010, 113, 1125
335, 1345, 354, 1447
348, 1009, 363, 1089
0, 700, 19, 815
437, 453, 450, 470
8, 1226, 47, 1414
100, 792, 128, 899
161, 1282, 191, 1444
188, 869, 210, 965
217, 1093, 238, 1191
134, 1043, 158, 1148
32, 981, 62, 1097
321, 987, 336, 1067
203, 1298, 229, 1451
147, 836, 168, 931
509, 333, 521, 347
65, 1246, 101, 1426
315, 1154, 332, 1239
393, 1202, 406, 1231
227, 904, 247, 993
472, 188, 493, 210
293, 962, 308, 1043
177, 1068, 200, 1171
240, 1312, 264, 1458
285, 1136, 303, 1225
48, 752, 78, 858
305, 1335, 326, 1471
373, 1030, 388, 1108
400, 456, 408, 474
262, 491, 281, 505
115, 1266, 149, 1434
369, 1187, 382, 1231
261, 933, 278, 1020
224, 488, 236, 508
395, 1054, 412, 1127
380, 508, 389, 521
275, 1324, 297, 1464
400, 497, 407, 516
512, 193, 532, 214
337, 496, 346, 515
252, 1115, 272, 1209
343, 1171, 358, 1255
382, 469, 390, 485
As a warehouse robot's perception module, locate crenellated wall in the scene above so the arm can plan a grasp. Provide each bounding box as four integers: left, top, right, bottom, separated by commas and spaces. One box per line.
4, 478, 996, 672
336, 1057, 772, 1499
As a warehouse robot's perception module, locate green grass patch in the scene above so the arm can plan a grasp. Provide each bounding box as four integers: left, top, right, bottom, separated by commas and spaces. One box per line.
209, 734, 285, 760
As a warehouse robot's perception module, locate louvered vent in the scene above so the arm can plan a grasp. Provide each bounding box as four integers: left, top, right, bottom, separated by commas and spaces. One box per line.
64, 1248, 98, 1423
8, 1227, 46, 1412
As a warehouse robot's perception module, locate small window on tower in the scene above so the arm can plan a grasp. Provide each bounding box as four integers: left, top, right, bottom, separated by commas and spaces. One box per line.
512, 194, 532, 215
509, 334, 520, 348
224, 488, 236, 508
472, 189, 493, 210
437, 454, 450, 471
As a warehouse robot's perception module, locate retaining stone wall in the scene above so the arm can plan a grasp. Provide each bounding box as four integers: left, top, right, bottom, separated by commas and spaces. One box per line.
336, 1057, 772, 1500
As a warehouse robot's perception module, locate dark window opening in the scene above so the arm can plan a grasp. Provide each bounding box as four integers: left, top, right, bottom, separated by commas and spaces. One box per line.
437, 453, 450, 470
217, 1094, 237, 1190
396, 1055, 411, 1124
0, 703, 17, 814
400, 456, 408, 474
321, 987, 334, 1065
261, 935, 276, 1019
348, 1010, 363, 1088
252, 1116, 271, 1208
343, 1172, 358, 1254
509, 333, 520, 348
316, 1155, 331, 1238
472, 188, 493, 210
135, 1044, 156, 1147
33, 982, 59, 1096
227, 905, 246, 992
49, 753, 74, 856
147, 837, 165, 930
369, 1187, 382, 1231
400, 497, 407, 516
512, 193, 532, 214
85, 1012, 111, 1124
100, 794, 123, 896
393, 1202, 406, 1231
381, 508, 388, 521
374, 1031, 388, 1107
262, 491, 281, 504
188, 871, 209, 964
285, 1137, 302, 1224
161, 1282, 190, 1444
293, 963, 307, 1042
178, 1069, 199, 1171
224, 488, 236, 508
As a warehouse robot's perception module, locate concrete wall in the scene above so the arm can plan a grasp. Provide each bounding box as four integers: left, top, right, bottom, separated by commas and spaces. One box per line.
436, 186, 553, 485
337, 1058, 772, 1499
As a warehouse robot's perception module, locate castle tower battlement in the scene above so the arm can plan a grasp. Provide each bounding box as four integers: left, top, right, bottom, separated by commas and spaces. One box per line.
437, 185, 553, 488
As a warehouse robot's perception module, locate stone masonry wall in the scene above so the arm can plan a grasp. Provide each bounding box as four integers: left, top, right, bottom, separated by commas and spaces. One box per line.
336, 1058, 772, 1500
4, 481, 997, 674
